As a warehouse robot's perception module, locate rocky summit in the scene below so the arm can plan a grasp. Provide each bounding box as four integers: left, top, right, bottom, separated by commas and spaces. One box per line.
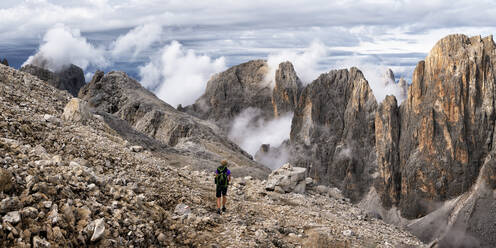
0, 63, 424, 247
183, 60, 302, 132
20, 64, 85, 97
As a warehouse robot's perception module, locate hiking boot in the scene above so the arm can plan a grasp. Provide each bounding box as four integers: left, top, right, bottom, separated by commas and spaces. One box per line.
222, 206, 226, 212
217, 209, 221, 215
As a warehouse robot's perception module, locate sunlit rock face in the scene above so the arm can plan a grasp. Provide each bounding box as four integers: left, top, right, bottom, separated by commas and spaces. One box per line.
289, 67, 378, 202
374, 95, 401, 209
375, 34, 496, 218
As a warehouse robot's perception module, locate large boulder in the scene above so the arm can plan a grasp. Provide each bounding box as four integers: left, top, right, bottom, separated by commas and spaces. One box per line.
61, 98, 92, 124
289, 67, 378, 202
20, 64, 85, 96
265, 163, 307, 193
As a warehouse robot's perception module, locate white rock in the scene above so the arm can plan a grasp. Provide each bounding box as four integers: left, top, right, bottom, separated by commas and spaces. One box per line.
61, 98, 92, 124
69, 161, 80, 168
266, 163, 306, 193
48, 205, 59, 224
342, 229, 354, 236
130, 146, 144, 152
33, 235, 51, 248
174, 203, 191, 216
43, 201, 53, 209
2, 211, 20, 224
87, 184, 97, 191
328, 187, 344, 199
305, 177, 313, 185
93, 114, 104, 122
51, 155, 62, 165
91, 218, 106, 242
43, 114, 61, 124
316, 185, 329, 195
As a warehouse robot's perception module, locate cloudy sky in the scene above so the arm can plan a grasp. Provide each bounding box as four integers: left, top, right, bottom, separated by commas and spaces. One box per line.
1, 0, 496, 106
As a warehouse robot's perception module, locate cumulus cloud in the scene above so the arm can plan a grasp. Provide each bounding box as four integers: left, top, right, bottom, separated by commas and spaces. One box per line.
228, 108, 292, 165
265, 40, 328, 86
139, 41, 226, 107
111, 23, 163, 58
23, 24, 107, 72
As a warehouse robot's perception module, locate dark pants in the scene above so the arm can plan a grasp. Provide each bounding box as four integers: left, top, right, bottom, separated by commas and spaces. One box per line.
216, 186, 228, 198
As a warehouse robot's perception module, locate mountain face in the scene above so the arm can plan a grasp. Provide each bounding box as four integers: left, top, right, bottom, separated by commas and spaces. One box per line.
0, 62, 424, 248
376, 34, 496, 218
78, 70, 270, 178
289, 68, 378, 202
372, 34, 496, 246
183, 60, 302, 132
20, 64, 85, 96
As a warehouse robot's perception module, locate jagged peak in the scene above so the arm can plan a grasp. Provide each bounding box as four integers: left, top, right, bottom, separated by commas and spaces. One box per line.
275, 61, 302, 89
384, 68, 395, 86
427, 34, 496, 61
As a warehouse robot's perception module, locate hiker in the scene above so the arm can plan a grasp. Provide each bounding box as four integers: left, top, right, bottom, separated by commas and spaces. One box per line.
215, 160, 231, 214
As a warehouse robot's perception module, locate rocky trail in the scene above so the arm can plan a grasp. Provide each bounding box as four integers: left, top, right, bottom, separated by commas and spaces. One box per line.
0, 64, 425, 247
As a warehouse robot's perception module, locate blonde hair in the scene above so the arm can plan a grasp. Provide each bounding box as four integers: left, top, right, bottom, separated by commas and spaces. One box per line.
221, 160, 228, 166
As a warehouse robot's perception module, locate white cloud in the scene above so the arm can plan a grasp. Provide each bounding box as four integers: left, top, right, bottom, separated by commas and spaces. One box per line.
335, 56, 408, 104
228, 107, 293, 157
265, 40, 328, 86
139, 41, 226, 107
4, 0, 496, 100
22, 24, 107, 72
111, 23, 163, 58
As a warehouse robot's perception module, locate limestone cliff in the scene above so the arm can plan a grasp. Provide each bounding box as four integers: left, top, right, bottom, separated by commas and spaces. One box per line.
374, 95, 401, 209
371, 34, 496, 247
289, 68, 378, 202
375, 34, 496, 219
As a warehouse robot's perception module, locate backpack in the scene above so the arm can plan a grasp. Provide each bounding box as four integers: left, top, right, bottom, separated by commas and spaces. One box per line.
215, 166, 228, 186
